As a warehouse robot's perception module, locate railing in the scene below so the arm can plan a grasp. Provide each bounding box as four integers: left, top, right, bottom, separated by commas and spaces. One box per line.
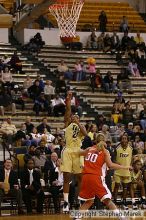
2, 141, 20, 176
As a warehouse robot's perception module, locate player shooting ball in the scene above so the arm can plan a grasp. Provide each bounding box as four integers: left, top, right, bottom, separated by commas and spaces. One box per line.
61, 90, 87, 213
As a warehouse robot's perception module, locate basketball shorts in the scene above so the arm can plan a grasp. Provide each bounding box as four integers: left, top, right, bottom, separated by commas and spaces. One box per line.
60, 147, 82, 174
114, 174, 131, 184
78, 174, 112, 202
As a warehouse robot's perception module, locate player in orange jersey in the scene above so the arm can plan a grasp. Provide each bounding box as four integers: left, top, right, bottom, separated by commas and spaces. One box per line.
74, 133, 131, 220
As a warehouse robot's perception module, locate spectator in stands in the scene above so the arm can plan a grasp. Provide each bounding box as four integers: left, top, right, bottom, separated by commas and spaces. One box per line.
57, 60, 72, 80
130, 160, 146, 209
30, 127, 42, 147
122, 102, 134, 125
51, 94, 66, 117
28, 80, 43, 100
23, 75, 33, 96
128, 59, 140, 77
132, 135, 144, 154
111, 32, 120, 52
98, 10, 107, 32
136, 45, 146, 75
139, 104, 146, 130
14, 123, 31, 147
100, 124, 112, 142
111, 103, 122, 125
25, 116, 34, 134
125, 122, 134, 139
128, 36, 137, 51
1, 67, 14, 89
44, 152, 58, 184
55, 75, 67, 95
1, 55, 10, 68
120, 16, 129, 32
113, 124, 126, 141
49, 158, 63, 213
121, 32, 131, 51
26, 38, 38, 53
137, 98, 145, 118
44, 80, 55, 101
21, 159, 44, 214
0, 159, 24, 214
132, 125, 144, 142
0, 88, 16, 116
71, 93, 83, 117
24, 145, 36, 164
87, 60, 96, 92
33, 33, 45, 50
80, 61, 87, 81
74, 60, 83, 81
103, 71, 116, 93
32, 149, 47, 171
48, 137, 62, 155
134, 32, 145, 47
9, 51, 23, 74
104, 33, 112, 53
113, 134, 133, 209
36, 74, 45, 90
128, 47, 137, 61
97, 32, 105, 51
37, 117, 51, 134
87, 31, 98, 49
88, 123, 98, 141
33, 92, 51, 116
0, 117, 17, 145
41, 128, 55, 146
114, 91, 125, 107
11, 87, 25, 111
117, 69, 132, 93
136, 45, 146, 60
95, 69, 103, 90
95, 114, 107, 131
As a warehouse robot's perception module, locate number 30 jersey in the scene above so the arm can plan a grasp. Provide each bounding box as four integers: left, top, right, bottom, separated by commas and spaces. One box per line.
65, 122, 83, 149
83, 146, 107, 177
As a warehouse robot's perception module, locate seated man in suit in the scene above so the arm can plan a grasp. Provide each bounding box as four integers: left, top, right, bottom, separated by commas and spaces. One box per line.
20, 159, 44, 214
0, 158, 24, 214
44, 152, 58, 184
49, 158, 63, 213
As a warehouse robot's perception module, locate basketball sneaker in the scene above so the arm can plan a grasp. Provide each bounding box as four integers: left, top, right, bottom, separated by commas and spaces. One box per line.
132, 203, 138, 210
63, 201, 69, 213
123, 204, 129, 210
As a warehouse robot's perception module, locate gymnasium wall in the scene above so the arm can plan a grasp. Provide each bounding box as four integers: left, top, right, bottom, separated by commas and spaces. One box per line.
15, 28, 146, 46
0, 28, 9, 44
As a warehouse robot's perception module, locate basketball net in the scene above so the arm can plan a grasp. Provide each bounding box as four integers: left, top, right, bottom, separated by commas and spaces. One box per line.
49, 0, 84, 38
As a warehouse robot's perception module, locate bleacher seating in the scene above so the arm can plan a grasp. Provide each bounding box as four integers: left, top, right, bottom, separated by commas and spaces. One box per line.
47, 1, 146, 32
37, 46, 146, 118
0, 43, 95, 133
0, 0, 15, 12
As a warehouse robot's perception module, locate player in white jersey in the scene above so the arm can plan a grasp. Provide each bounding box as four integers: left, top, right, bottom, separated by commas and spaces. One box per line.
61, 91, 87, 212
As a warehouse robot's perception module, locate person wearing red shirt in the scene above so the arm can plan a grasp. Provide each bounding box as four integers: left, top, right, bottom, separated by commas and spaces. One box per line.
74, 134, 131, 220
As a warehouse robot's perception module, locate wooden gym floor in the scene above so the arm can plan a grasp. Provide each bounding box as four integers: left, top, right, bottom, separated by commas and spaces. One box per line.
0, 215, 145, 220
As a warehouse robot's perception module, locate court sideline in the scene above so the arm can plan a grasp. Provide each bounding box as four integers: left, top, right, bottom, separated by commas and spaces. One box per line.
0, 215, 145, 220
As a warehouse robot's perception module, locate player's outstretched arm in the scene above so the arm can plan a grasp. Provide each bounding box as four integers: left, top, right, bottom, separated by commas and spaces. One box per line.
64, 91, 72, 128
105, 150, 132, 170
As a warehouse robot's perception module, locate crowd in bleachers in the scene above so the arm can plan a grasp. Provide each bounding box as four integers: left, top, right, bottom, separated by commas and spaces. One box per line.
0, 30, 146, 215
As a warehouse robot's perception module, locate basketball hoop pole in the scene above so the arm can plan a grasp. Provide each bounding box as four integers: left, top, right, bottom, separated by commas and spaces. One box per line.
49, 0, 84, 38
